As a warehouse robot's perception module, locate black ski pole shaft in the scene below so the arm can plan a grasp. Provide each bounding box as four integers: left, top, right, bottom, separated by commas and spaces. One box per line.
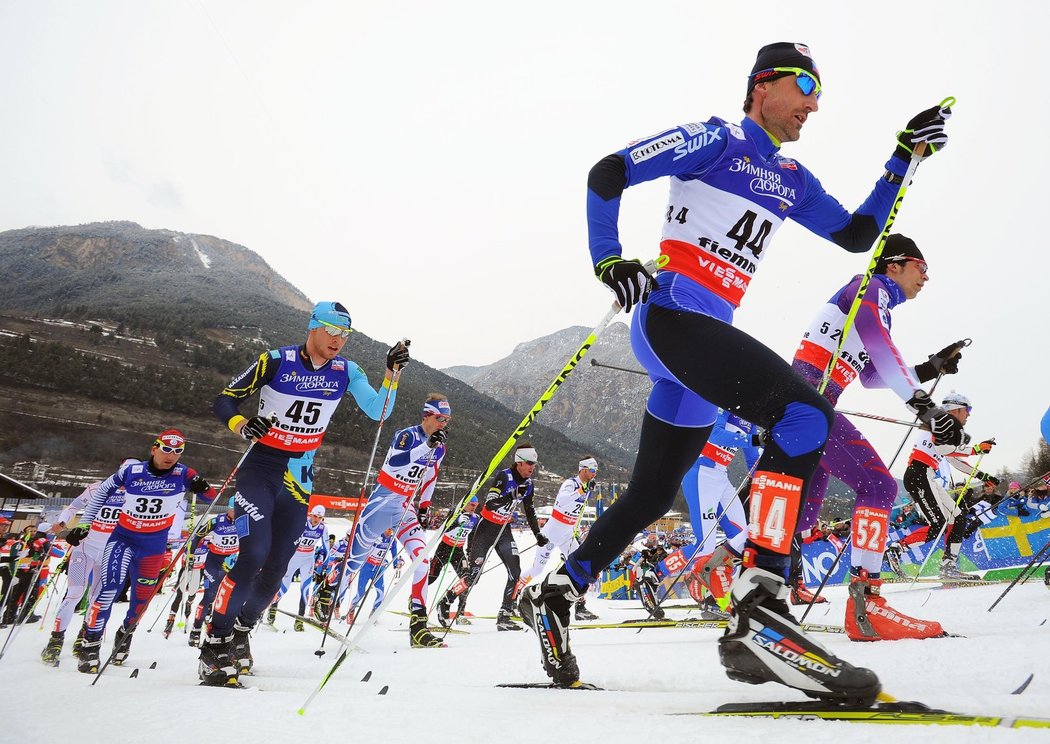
0, 556, 50, 661
588, 358, 648, 376
988, 540, 1050, 612
314, 367, 402, 652
799, 539, 848, 623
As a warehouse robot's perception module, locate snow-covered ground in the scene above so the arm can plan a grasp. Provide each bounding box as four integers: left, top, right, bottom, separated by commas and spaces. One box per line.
2, 531, 1047, 744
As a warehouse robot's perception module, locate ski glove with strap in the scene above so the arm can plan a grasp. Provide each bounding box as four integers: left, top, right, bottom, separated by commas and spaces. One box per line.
64, 525, 90, 547
189, 475, 211, 494
386, 340, 411, 372
427, 427, 447, 449
915, 340, 966, 382
907, 390, 967, 447
595, 257, 658, 313
241, 415, 273, 441
895, 104, 951, 162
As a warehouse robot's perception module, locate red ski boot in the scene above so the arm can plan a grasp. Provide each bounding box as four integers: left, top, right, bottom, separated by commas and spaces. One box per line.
845, 571, 944, 641
790, 578, 828, 606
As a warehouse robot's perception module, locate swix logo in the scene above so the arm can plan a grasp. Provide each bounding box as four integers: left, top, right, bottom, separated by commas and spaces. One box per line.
753, 629, 841, 677
864, 601, 932, 631
233, 492, 264, 522
672, 126, 722, 161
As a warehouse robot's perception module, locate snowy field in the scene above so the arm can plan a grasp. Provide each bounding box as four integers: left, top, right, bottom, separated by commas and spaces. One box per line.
1, 529, 1048, 744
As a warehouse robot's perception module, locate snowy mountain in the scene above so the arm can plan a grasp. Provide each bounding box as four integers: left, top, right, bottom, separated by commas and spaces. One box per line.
444, 322, 650, 466
0, 223, 632, 497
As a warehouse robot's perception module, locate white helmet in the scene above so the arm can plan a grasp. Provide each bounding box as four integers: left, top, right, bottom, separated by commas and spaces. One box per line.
941, 391, 971, 412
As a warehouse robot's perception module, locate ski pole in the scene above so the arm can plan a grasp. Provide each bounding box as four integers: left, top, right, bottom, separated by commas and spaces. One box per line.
987, 540, 1050, 612
816, 98, 954, 395
836, 409, 923, 428
799, 537, 849, 622
0, 553, 51, 661
589, 359, 647, 376
91, 434, 259, 685
314, 365, 403, 653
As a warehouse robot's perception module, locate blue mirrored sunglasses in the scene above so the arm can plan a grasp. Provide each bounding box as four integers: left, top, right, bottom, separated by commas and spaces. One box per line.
753, 66, 821, 99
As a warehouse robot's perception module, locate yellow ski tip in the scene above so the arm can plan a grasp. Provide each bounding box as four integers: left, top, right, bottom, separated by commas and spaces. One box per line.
877, 691, 899, 704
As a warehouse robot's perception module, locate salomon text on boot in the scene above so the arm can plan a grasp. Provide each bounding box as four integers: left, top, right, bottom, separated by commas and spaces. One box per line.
719, 566, 881, 705
518, 567, 581, 686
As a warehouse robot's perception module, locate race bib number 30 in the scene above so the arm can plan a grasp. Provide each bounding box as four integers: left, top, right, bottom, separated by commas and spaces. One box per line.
747, 471, 803, 553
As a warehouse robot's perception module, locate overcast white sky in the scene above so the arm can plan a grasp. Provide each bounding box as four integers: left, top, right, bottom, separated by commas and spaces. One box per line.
1, 0, 1046, 471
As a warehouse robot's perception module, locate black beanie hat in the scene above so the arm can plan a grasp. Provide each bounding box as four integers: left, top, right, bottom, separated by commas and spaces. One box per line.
874, 234, 924, 275
747, 42, 820, 95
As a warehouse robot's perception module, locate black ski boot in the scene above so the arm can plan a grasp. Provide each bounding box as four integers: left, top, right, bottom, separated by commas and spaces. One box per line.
436, 594, 453, 628
518, 568, 581, 686
188, 628, 201, 647
41, 631, 64, 667
77, 638, 102, 675
199, 633, 240, 687
409, 607, 445, 648
112, 624, 134, 666
163, 611, 176, 638
314, 587, 333, 623
496, 609, 523, 631
574, 599, 598, 622
718, 567, 881, 706
231, 620, 254, 675
72, 625, 86, 658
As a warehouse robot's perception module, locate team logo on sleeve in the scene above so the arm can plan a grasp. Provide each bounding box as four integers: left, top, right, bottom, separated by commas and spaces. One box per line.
629, 132, 685, 164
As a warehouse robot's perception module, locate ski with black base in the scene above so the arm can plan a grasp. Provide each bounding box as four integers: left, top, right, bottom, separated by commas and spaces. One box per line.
573, 618, 846, 634
274, 608, 349, 643
688, 700, 1050, 728
497, 681, 603, 690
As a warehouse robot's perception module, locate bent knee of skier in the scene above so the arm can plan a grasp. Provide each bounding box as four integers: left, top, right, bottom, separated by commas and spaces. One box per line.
769, 399, 834, 457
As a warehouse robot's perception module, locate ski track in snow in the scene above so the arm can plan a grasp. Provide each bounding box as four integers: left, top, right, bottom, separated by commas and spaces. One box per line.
2, 531, 1047, 744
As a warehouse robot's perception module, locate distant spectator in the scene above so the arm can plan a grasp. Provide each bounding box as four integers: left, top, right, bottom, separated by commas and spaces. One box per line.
1000, 481, 1030, 517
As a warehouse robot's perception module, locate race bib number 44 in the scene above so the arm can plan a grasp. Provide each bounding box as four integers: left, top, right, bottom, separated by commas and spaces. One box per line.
747, 472, 803, 553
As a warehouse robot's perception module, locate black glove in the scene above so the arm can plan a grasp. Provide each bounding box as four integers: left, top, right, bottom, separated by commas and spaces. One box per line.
907, 390, 967, 447
427, 427, 448, 449
64, 525, 90, 547
189, 475, 210, 494
241, 415, 273, 441
915, 340, 966, 381
535, 534, 550, 547
894, 104, 951, 162
595, 257, 658, 313
386, 340, 411, 372
416, 506, 428, 526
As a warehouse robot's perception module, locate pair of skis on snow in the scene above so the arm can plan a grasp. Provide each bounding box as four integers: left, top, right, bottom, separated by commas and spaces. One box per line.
497, 675, 1045, 728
